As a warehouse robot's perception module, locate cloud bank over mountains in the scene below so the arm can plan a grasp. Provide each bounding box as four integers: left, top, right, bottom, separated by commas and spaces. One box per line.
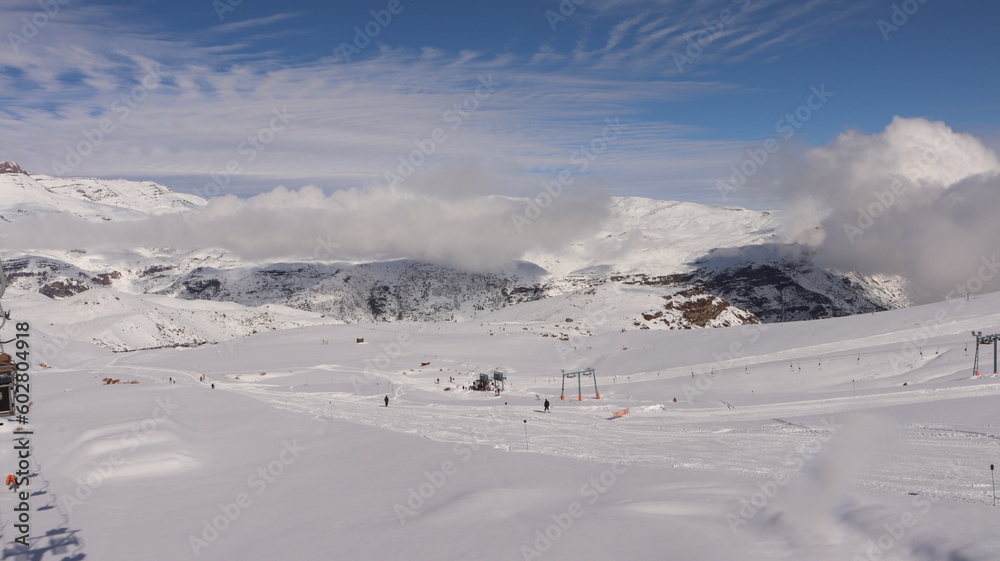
774, 116, 1000, 303
4, 164, 610, 272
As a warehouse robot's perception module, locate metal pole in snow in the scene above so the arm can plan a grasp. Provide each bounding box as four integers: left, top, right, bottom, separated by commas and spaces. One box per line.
523, 420, 529, 451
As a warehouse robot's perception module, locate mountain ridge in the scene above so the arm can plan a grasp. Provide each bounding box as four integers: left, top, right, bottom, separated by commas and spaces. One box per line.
0, 164, 910, 349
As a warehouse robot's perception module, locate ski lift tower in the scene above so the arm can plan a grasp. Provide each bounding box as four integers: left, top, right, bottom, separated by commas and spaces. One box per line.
0, 260, 12, 415
560, 368, 601, 401
972, 331, 1000, 376
493, 371, 506, 391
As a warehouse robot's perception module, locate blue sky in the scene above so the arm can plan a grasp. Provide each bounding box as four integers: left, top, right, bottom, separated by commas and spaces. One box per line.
1, 0, 998, 206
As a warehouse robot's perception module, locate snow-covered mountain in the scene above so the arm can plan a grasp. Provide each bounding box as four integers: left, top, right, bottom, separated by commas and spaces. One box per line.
0, 163, 910, 349
20, 287, 338, 352
0, 161, 205, 223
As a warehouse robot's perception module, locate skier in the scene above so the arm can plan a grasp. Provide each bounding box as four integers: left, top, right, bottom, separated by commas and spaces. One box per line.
544, 399, 550, 413
211, 383, 215, 389
384, 395, 389, 407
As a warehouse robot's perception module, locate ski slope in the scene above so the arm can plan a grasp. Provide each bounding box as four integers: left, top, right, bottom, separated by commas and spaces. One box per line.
6, 290, 1000, 559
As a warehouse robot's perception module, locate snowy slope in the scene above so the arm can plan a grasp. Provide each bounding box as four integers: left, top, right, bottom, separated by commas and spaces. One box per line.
15, 287, 340, 351
524, 198, 779, 276
10, 285, 1000, 560
0, 162, 206, 223
474, 280, 759, 331
0, 163, 909, 328
34, 174, 206, 215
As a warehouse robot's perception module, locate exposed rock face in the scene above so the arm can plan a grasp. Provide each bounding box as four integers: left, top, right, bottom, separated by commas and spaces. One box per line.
2, 249, 908, 325
40, 279, 90, 299
0, 162, 26, 175
683, 245, 908, 322
0, 168, 911, 326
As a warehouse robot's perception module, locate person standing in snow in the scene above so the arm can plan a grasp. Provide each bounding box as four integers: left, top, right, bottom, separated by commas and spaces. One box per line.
384, 395, 389, 407
544, 399, 550, 412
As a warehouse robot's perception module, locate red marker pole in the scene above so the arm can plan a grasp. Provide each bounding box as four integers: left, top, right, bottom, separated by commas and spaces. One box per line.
523, 420, 529, 451
991, 464, 996, 507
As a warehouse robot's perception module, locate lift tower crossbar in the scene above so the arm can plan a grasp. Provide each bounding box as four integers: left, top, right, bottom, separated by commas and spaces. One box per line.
972, 331, 1000, 376
559, 368, 600, 401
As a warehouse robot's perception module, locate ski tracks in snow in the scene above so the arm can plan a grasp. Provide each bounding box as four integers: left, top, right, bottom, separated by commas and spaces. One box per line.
99, 355, 1000, 505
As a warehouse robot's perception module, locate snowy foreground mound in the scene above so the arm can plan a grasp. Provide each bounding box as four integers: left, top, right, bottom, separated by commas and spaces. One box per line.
4, 289, 1000, 559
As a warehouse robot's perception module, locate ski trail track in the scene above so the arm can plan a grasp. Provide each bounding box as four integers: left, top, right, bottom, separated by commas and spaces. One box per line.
90, 293, 1000, 511
101, 344, 1000, 506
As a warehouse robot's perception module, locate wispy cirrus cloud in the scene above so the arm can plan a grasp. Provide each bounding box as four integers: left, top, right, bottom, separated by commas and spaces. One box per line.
0, 3, 759, 201
547, 0, 872, 73
214, 13, 303, 34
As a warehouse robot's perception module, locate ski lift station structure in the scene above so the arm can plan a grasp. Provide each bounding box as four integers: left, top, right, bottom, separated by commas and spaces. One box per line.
560, 368, 600, 401
473, 371, 506, 392
972, 330, 1000, 376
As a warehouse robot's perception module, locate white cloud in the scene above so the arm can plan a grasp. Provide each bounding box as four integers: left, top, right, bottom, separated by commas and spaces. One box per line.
553, 0, 869, 71
0, 3, 757, 202
769, 116, 1000, 302
2, 165, 611, 272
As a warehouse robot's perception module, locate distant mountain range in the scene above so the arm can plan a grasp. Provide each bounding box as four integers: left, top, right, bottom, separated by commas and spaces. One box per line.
0, 162, 909, 350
